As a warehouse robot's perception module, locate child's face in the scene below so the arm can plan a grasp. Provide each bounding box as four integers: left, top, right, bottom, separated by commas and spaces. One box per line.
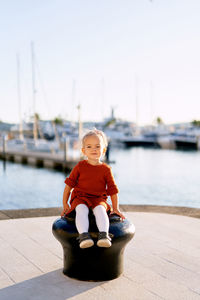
82, 135, 106, 162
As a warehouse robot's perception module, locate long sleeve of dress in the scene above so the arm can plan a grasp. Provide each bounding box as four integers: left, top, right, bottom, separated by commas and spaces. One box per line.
64, 163, 80, 188
105, 167, 119, 196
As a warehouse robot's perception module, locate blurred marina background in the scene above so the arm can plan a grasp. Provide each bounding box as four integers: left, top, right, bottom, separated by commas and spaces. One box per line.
1, 147, 200, 210
1, 0, 200, 210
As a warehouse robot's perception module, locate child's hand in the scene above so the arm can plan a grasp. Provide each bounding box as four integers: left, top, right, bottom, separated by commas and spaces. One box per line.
110, 209, 125, 220
61, 203, 70, 216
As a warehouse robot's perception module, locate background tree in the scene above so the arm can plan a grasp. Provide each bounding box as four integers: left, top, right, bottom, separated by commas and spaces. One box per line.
53, 116, 63, 125
156, 116, 164, 125
191, 120, 200, 127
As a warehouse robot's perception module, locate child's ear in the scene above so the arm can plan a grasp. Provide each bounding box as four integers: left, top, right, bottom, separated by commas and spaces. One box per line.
82, 148, 85, 155
103, 147, 107, 154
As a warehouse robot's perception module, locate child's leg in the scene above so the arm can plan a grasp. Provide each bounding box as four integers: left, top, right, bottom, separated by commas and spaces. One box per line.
75, 204, 89, 233
75, 204, 94, 249
93, 205, 111, 247
93, 205, 109, 232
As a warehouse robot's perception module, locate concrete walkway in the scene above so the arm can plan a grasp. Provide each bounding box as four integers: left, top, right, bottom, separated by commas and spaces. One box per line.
0, 212, 200, 300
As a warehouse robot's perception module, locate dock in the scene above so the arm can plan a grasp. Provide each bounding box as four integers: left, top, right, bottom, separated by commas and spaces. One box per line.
0, 206, 200, 299
0, 148, 78, 171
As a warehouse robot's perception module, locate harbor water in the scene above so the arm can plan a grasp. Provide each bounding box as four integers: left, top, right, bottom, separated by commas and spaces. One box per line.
0, 147, 200, 210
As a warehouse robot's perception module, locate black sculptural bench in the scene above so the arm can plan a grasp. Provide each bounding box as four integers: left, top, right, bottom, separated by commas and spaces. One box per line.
52, 210, 135, 281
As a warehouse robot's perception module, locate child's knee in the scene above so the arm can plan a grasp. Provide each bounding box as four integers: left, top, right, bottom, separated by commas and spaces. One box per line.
93, 205, 107, 216
76, 204, 89, 215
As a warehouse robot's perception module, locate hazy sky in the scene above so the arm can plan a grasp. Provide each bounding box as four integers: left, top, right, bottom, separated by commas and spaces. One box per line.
1, 0, 200, 125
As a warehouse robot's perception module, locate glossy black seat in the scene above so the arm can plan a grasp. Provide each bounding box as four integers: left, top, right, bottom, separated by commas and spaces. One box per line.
52, 211, 135, 281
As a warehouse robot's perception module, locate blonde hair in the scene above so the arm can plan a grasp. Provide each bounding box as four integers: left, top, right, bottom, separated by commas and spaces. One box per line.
82, 128, 108, 148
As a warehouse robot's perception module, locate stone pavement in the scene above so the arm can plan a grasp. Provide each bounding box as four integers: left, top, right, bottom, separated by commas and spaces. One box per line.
0, 212, 200, 300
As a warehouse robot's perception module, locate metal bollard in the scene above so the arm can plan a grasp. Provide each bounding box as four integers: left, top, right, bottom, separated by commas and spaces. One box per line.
52, 212, 135, 281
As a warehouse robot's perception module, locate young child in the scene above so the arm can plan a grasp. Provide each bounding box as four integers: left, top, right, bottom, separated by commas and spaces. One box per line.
61, 129, 125, 249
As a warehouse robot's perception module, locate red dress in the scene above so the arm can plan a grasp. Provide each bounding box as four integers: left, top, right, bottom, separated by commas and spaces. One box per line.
64, 160, 119, 215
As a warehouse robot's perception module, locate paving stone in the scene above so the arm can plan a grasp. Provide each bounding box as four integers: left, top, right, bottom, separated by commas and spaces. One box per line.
0, 212, 200, 300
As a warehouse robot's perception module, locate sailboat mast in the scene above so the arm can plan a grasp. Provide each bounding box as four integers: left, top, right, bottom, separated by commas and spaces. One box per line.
31, 41, 38, 141
150, 80, 154, 125
77, 104, 82, 145
16, 53, 23, 140
101, 78, 105, 121
135, 75, 139, 126
71, 79, 76, 122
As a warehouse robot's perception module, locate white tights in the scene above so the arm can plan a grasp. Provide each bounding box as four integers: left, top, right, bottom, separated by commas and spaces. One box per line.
75, 204, 109, 234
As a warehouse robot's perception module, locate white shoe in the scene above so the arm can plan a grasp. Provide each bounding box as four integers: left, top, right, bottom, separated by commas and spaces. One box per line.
78, 232, 94, 249
80, 239, 94, 249
97, 232, 112, 248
